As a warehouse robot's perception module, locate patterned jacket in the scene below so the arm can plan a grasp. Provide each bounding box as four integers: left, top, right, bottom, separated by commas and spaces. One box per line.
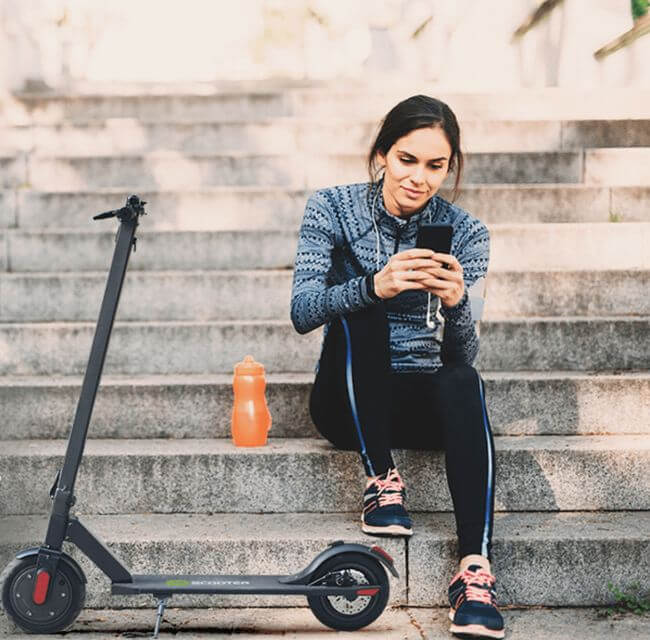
290, 180, 490, 373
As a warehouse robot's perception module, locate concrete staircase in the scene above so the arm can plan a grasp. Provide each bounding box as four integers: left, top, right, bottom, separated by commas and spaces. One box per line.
1, 86, 649, 626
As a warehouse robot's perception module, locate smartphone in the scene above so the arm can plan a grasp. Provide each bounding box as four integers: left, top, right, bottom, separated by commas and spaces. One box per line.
416, 223, 453, 267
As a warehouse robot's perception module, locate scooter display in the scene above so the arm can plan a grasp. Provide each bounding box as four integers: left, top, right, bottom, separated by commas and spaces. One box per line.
0, 196, 398, 636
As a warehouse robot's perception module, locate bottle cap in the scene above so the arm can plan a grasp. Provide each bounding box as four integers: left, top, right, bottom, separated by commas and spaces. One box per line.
234, 354, 265, 375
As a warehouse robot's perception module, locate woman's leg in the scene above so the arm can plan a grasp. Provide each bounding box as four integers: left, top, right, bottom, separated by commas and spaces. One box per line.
387, 365, 504, 637
437, 364, 496, 562
389, 364, 496, 561
309, 303, 395, 477
308, 302, 413, 536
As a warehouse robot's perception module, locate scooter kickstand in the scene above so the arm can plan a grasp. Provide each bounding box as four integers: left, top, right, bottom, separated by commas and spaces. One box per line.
151, 596, 169, 639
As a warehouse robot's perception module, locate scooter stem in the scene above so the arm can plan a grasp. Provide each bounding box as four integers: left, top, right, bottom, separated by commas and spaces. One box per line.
44, 195, 147, 550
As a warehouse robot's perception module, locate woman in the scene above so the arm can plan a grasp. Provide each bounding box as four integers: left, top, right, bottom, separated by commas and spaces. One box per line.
290, 95, 503, 639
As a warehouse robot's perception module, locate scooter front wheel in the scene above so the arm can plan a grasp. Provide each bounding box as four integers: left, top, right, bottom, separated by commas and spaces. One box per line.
306, 552, 389, 631
1, 555, 86, 634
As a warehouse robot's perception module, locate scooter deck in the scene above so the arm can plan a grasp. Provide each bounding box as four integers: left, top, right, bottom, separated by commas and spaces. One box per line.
112, 574, 382, 597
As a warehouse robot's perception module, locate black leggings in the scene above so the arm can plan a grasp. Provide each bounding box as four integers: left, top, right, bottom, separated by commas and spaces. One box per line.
309, 302, 496, 560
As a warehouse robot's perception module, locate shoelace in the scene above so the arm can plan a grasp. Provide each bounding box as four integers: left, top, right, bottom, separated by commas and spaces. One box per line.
452, 567, 497, 606
367, 469, 405, 507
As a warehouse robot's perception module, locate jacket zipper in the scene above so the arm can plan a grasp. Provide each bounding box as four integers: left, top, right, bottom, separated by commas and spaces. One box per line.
393, 219, 411, 254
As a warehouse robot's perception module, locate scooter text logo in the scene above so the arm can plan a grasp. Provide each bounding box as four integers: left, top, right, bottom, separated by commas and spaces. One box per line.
191, 580, 251, 585
165, 579, 190, 587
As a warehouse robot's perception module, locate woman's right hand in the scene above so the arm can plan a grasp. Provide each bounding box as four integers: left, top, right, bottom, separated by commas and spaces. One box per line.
374, 249, 443, 299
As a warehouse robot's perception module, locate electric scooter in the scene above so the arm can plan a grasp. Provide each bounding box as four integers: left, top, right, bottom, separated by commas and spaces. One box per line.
0, 196, 398, 636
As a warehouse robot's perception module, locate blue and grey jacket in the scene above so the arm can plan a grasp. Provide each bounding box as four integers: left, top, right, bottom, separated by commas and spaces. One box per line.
290, 180, 490, 374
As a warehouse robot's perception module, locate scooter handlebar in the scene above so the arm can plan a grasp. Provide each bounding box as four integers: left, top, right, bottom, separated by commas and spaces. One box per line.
93, 195, 147, 222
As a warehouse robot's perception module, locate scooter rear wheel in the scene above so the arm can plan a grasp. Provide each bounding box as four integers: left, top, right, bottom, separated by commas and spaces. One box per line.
306, 552, 389, 631
1, 555, 86, 634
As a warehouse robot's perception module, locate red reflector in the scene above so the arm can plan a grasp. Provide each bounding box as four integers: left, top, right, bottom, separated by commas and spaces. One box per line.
32, 570, 51, 605
370, 545, 394, 565
357, 588, 380, 596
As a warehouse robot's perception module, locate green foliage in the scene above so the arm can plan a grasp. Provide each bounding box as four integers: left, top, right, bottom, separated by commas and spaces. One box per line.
632, 0, 649, 20
604, 581, 650, 615
608, 211, 622, 222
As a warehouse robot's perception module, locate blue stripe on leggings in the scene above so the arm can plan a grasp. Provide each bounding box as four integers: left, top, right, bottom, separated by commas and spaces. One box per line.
476, 372, 494, 557
340, 316, 375, 476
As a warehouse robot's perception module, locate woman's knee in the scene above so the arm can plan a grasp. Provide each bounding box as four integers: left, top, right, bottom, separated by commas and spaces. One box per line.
312, 417, 359, 451
432, 365, 489, 439
435, 363, 483, 394
309, 390, 359, 451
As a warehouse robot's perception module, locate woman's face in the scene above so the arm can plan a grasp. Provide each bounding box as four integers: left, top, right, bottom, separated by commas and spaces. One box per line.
377, 126, 452, 217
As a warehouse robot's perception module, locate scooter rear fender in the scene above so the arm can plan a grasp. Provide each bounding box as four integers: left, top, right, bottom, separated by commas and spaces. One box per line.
278, 541, 399, 584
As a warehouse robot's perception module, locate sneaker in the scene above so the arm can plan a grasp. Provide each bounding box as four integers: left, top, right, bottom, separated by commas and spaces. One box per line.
448, 564, 504, 639
361, 467, 413, 536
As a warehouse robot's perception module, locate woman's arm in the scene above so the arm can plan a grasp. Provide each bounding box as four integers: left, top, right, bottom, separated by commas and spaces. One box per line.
290, 193, 378, 334
439, 221, 490, 366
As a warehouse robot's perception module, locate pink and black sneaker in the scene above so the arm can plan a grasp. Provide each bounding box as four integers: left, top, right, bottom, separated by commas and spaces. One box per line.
361, 467, 413, 537
448, 564, 505, 639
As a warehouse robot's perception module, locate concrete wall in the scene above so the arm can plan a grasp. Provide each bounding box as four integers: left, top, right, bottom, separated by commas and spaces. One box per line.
0, 0, 648, 91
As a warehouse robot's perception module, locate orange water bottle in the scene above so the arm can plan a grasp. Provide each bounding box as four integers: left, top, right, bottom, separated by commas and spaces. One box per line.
231, 355, 272, 446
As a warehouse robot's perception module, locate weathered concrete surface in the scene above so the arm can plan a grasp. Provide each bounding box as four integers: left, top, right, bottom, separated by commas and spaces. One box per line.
24, 151, 584, 191
6, 119, 649, 156
0, 233, 5, 271
28, 154, 307, 191
1, 606, 649, 639
1, 512, 648, 609
16, 185, 637, 230
2, 269, 650, 322
452, 184, 614, 223
610, 187, 650, 222
1, 436, 648, 514
21, 120, 302, 155
408, 512, 650, 606
12, 92, 293, 124
7, 229, 297, 272
1, 317, 648, 375
12, 88, 650, 124
302, 153, 581, 191
6, 223, 650, 272
585, 148, 650, 186
561, 120, 650, 150
16, 187, 311, 230
0, 191, 16, 228
0, 157, 24, 189
0, 271, 293, 322
293, 88, 650, 122
486, 222, 650, 271
1, 372, 648, 441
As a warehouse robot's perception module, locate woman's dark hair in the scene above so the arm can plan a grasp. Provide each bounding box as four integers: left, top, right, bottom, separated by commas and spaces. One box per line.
367, 94, 463, 204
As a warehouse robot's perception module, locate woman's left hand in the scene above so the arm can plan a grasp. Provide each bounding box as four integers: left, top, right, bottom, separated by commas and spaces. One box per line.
418, 253, 465, 308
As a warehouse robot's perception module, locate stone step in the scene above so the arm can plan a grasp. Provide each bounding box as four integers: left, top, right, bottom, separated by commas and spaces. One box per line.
3, 223, 649, 272
408, 511, 650, 607
10, 87, 650, 123
0, 317, 648, 376
1, 372, 648, 441
0, 512, 647, 608
0, 190, 16, 228
0, 156, 24, 188
584, 148, 650, 186
295, 88, 650, 122
23, 151, 590, 190
2, 269, 648, 323
4, 185, 649, 231
1, 436, 648, 515
3, 119, 650, 155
